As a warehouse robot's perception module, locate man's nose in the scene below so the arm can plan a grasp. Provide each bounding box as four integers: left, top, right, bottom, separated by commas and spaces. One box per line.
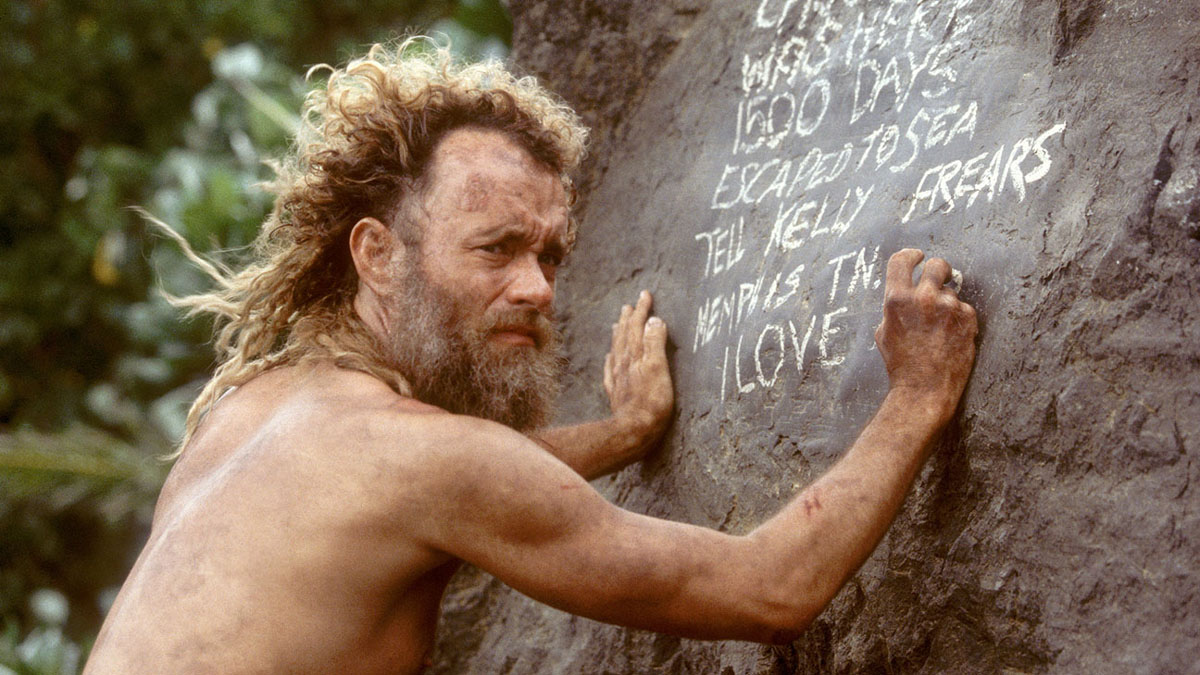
504, 253, 554, 311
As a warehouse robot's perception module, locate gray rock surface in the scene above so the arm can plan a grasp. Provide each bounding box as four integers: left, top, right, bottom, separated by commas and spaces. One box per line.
433, 1, 1200, 672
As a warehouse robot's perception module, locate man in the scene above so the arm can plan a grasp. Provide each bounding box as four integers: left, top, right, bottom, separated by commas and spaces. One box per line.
85, 39, 977, 673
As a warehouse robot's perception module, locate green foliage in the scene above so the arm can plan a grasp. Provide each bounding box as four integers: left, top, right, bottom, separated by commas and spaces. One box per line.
1, 588, 86, 675
0, 428, 163, 668
0, 0, 509, 430
0, 0, 511, 669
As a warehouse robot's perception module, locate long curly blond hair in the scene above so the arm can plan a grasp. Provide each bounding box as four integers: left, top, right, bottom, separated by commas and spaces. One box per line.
164, 37, 588, 454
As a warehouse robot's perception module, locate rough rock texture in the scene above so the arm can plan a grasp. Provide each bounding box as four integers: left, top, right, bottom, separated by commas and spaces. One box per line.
433, 1, 1200, 672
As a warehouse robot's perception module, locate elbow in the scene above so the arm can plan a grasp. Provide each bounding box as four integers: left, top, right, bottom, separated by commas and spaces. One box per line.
743, 593, 822, 645
766, 626, 808, 646
667, 577, 819, 643
753, 609, 815, 645
742, 566, 829, 644
736, 535, 832, 644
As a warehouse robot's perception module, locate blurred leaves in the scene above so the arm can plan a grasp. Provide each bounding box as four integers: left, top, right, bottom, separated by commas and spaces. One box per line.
0, 428, 163, 664
0, 0, 510, 430
1, 616, 82, 675
1, 589, 82, 674
0, 427, 166, 512
0, 0, 511, 668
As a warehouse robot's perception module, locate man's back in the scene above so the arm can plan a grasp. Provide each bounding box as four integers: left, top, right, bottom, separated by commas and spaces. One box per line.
86, 364, 457, 674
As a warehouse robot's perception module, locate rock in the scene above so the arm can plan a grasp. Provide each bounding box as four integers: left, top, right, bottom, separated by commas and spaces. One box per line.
432, 1, 1200, 672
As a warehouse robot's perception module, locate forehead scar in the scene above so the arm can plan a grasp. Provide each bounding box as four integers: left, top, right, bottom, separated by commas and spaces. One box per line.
457, 174, 493, 212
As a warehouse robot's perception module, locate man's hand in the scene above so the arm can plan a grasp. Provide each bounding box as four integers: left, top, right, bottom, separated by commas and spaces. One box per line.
604, 290, 674, 454
526, 290, 674, 479
874, 249, 978, 423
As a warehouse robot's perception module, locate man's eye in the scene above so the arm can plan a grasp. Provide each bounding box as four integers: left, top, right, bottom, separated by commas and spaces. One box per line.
538, 252, 563, 267
480, 243, 506, 255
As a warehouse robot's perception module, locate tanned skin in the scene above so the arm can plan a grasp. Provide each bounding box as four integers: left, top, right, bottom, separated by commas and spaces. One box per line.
85, 128, 976, 674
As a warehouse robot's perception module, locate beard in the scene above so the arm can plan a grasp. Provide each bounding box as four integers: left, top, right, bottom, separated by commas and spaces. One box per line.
379, 267, 564, 431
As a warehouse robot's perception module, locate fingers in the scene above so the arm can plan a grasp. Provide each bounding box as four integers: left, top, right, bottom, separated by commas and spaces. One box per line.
603, 290, 674, 435
888, 249, 959, 296
603, 352, 614, 397
955, 298, 979, 336
918, 257, 953, 292
643, 316, 668, 363
605, 291, 671, 421
631, 289, 653, 321
627, 290, 653, 359
607, 290, 666, 375
611, 291, 653, 360
612, 305, 630, 359
885, 248, 925, 293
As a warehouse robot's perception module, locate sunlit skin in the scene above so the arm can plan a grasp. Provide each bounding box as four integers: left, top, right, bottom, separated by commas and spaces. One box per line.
84, 128, 976, 674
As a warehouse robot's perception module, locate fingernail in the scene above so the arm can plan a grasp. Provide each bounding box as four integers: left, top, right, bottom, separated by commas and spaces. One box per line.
647, 317, 663, 327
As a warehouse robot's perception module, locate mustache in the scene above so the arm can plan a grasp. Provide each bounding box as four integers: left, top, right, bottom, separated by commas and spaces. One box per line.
481, 307, 558, 348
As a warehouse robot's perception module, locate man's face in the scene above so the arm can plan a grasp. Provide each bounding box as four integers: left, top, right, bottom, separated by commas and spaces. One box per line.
379, 127, 571, 430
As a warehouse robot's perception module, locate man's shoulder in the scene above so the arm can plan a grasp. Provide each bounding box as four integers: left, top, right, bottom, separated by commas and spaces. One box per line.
290, 364, 502, 436
230, 363, 439, 421
255, 365, 548, 513
174, 362, 531, 507
184, 364, 451, 462
226, 363, 526, 467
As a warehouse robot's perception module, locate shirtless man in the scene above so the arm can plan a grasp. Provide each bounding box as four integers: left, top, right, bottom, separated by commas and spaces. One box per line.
85, 41, 976, 673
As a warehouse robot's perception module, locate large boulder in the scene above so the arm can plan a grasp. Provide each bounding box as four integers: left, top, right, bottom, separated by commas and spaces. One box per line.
433, 1, 1200, 672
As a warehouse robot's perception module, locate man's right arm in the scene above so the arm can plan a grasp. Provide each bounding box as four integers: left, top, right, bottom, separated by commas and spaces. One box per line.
388, 248, 976, 642
744, 248, 978, 638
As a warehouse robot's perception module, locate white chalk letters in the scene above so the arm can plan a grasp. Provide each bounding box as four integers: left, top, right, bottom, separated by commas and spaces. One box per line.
692, 0, 1064, 403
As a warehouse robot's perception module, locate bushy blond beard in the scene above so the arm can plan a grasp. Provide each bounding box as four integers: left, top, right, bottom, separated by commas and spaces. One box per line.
380, 265, 564, 431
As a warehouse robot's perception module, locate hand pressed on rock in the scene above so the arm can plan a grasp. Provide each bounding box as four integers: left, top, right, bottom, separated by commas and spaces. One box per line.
604, 290, 674, 453
874, 248, 978, 423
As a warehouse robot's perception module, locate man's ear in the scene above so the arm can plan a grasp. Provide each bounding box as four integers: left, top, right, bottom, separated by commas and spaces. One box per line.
349, 217, 407, 294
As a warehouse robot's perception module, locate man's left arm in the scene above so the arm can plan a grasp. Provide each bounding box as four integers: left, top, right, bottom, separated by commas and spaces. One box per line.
530, 290, 673, 480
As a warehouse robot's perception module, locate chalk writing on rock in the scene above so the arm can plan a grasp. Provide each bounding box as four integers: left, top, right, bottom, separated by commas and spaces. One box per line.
690, 0, 1065, 405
